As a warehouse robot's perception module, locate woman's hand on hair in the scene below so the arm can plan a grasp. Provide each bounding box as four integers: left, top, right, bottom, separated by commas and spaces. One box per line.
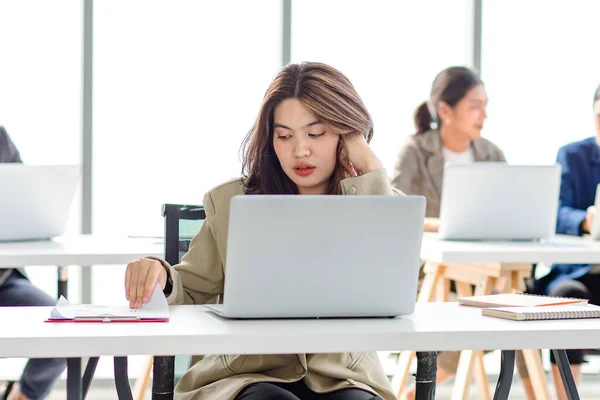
344, 133, 383, 175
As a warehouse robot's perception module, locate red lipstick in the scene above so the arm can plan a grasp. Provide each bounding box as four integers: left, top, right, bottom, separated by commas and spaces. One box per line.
293, 162, 316, 177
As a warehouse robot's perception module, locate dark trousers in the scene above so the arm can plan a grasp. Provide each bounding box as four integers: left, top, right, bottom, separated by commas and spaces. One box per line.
235, 381, 382, 400
0, 271, 67, 399
546, 272, 600, 365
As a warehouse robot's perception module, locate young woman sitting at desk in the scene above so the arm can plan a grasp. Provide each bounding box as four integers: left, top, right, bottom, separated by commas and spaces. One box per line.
533, 83, 600, 400
124, 62, 401, 400
391, 67, 537, 400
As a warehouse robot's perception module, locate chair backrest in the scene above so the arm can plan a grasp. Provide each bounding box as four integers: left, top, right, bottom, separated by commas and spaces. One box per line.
153, 204, 205, 400
161, 203, 206, 266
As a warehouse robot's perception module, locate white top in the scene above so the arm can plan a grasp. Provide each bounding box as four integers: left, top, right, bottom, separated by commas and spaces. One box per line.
0, 235, 163, 267
442, 146, 474, 164
2, 303, 600, 359
421, 232, 600, 264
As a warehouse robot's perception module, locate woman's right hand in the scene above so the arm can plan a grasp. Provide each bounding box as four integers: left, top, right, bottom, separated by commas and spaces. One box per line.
424, 217, 440, 233
125, 258, 168, 308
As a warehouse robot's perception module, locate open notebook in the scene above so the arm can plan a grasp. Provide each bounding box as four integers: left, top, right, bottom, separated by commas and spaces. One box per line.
458, 293, 587, 308
47, 284, 169, 322
483, 304, 600, 321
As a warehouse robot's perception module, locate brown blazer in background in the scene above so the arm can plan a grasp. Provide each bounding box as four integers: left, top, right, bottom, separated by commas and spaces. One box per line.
153, 169, 401, 400
391, 129, 505, 218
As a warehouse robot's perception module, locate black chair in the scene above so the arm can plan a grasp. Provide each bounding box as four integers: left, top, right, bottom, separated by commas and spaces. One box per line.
151, 204, 205, 400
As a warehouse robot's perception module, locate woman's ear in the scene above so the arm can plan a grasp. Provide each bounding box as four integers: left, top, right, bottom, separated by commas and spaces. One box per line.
437, 101, 453, 126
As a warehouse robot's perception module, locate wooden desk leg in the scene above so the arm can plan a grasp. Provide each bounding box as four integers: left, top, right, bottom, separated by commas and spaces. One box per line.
449, 277, 496, 400
392, 351, 416, 398
474, 350, 491, 400
458, 277, 489, 395
394, 263, 446, 399
133, 356, 154, 400
522, 349, 551, 400
451, 350, 477, 400
511, 270, 527, 292
475, 276, 496, 296
418, 263, 446, 303
455, 282, 473, 297
58, 266, 68, 298
436, 277, 450, 302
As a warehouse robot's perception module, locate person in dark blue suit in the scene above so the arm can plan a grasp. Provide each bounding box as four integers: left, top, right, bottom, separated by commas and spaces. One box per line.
534, 83, 600, 400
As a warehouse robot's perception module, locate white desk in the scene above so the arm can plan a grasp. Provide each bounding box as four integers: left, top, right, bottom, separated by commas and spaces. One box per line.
0, 235, 163, 267
421, 233, 600, 264
0, 235, 164, 302
1, 303, 599, 359
0, 303, 592, 399
418, 233, 599, 400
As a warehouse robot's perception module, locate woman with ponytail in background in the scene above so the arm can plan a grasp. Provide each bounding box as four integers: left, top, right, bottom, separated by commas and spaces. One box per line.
392, 66, 504, 232
392, 67, 536, 400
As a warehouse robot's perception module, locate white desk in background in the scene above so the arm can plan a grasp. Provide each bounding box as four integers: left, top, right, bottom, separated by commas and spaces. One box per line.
421, 233, 600, 265
0, 235, 163, 301
0, 303, 588, 400
417, 233, 600, 400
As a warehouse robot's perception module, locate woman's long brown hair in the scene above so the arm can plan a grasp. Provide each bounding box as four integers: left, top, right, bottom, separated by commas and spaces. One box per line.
241, 62, 374, 195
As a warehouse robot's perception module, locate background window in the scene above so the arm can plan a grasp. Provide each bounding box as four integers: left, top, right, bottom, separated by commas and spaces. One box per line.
482, 0, 600, 164
0, 0, 83, 301
292, 0, 472, 176
92, 0, 282, 306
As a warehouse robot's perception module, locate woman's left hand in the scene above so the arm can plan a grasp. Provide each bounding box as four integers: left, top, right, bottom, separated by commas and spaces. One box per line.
344, 133, 383, 176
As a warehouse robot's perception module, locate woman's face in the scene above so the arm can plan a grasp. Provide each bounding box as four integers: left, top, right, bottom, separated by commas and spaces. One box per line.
594, 100, 600, 138
441, 84, 488, 141
272, 98, 340, 195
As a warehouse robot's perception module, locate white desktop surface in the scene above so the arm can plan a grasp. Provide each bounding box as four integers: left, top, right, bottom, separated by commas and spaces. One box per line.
2, 303, 599, 359
0, 235, 163, 267
421, 233, 600, 264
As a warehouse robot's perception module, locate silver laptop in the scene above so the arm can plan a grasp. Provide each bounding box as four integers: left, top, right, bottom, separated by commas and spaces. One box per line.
0, 164, 79, 241
205, 195, 426, 318
438, 163, 561, 241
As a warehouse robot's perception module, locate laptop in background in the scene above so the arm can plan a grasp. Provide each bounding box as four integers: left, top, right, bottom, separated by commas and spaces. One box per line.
205, 195, 426, 319
0, 165, 79, 241
438, 163, 561, 241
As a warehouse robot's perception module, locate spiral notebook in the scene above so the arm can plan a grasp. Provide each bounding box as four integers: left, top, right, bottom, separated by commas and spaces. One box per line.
483, 304, 600, 321
458, 293, 587, 308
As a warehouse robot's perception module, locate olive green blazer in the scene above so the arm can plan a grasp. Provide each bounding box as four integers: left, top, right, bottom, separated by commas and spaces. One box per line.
156, 169, 401, 400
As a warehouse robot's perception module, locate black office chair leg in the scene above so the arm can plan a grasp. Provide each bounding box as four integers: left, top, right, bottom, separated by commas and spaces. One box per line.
152, 356, 175, 400
114, 357, 133, 400
414, 351, 437, 400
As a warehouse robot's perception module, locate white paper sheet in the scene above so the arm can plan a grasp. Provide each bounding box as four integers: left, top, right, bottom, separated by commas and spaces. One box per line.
49, 283, 168, 321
